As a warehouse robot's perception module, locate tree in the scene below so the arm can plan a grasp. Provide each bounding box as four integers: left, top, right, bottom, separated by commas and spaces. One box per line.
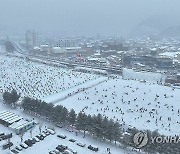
92, 114, 103, 138
112, 122, 121, 145
86, 114, 92, 132
67, 109, 76, 125
101, 117, 109, 140
22, 97, 32, 111
60, 107, 68, 123
3, 91, 11, 105
11, 89, 20, 107
2, 89, 20, 107
76, 112, 88, 137
52, 105, 63, 123
106, 119, 114, 142
43, 102, 54, 118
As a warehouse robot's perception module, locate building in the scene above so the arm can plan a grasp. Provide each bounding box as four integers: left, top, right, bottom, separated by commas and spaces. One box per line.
52, 47, 64, 54
0, 111, 36, 134
122, 55, 173, 69
52, 38, 83, 54
0, 111, 22, 127
40, 44, 52, 54
26, 30, 38, 49
156, 57, 173, 69
9, 120, 36, 135
131, 56, 156, 67
56, 39, 76, 48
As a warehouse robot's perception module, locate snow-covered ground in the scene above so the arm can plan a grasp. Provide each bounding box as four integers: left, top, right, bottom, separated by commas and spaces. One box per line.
0, 54, 179, 153
56, 77, 180, 136
0, 55, 101, 99
0, 55, 140, 153
0, 103, 139, 154
0, 55, 180, 136
43, 77, 107, 104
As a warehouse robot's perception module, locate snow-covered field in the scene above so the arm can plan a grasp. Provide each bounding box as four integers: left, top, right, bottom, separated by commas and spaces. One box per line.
56, 77, 180, 136
0, 54, 180, 153
0, 55, 101, 99
0, 55, 138, 153
43, 77, 107, 104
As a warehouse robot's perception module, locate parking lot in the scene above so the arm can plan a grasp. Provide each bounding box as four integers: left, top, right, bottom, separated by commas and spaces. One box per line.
0, 103, 137, 154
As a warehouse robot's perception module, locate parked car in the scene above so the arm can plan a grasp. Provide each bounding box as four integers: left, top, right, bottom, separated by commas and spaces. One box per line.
1, 133, 13, 140
34, 137, 40, 142
55, 123, 63, 128
24, 139, 33, 147
11, 149, 19, 154
15, 146, 23, 151
62, 150, 71, 154
20, 143, 28, 149
36, 134, 44, 140
88, 145, 99, 152
56, 144, 68, 152
30, 138, 36, 144
77, 142, 86, 147
57, 134, 66, 139
69, 149, 77, 154
43, 130, 50, 136
53, 149, 60, 154
69, 139, 76, 143
3, 142, 13, 149
0, 132, 5, 137
47, 129, 55, 135
41, 133, 47, 138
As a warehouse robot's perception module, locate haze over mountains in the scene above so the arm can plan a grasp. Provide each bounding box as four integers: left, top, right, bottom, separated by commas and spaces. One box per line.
130, 14, 180, 38
0, 0, 180, 37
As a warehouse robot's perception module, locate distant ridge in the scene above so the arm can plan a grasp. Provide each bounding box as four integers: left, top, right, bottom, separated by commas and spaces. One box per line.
161, 25, 180, 37
130, 14, 180, 37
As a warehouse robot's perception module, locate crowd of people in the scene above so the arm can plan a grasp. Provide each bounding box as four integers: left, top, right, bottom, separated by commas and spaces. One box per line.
70, 78, 180, 136
0, 56, 99, 99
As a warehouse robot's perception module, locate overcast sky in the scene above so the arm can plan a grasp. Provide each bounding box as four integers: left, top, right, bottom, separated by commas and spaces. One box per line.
0, 0, 180, 36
